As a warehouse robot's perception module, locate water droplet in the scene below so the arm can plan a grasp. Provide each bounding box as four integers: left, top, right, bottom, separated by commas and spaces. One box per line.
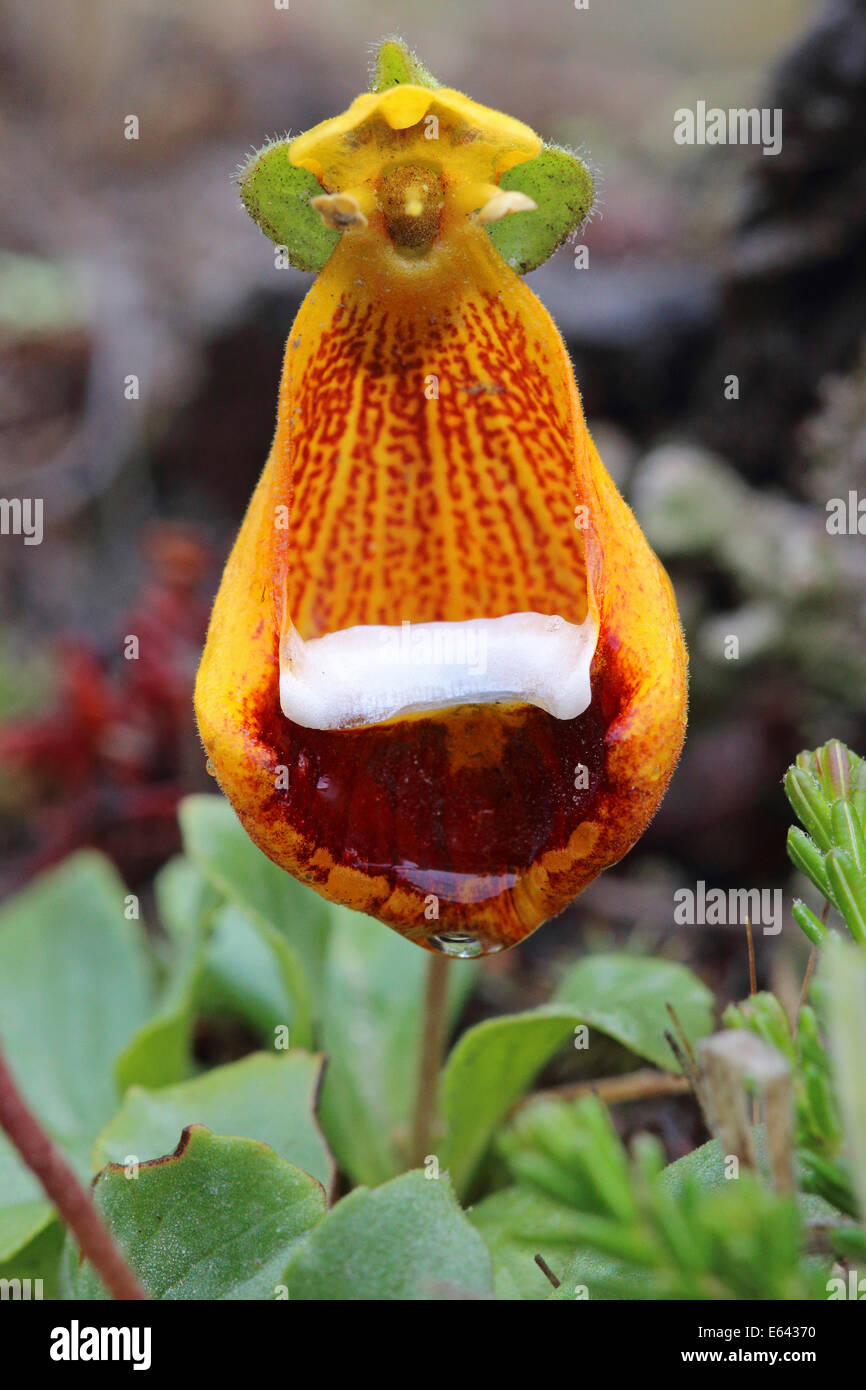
430, 932, 489, 959
205, 758, 216, 778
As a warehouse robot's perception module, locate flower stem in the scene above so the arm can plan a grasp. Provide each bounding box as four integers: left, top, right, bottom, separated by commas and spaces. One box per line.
410, 952, 450, 1168
511, 1066, 691, 1115
0, 1041, 147, 1300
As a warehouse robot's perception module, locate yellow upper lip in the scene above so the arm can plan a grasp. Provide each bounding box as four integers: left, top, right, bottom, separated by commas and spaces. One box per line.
289, 84, 542, 193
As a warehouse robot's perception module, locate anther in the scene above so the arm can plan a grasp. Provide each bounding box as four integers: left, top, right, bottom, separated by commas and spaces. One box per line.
311, 193, 368, 230
476, 190, 537, 224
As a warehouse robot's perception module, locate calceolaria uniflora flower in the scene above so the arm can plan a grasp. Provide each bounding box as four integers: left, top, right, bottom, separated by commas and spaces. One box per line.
195, 39, 688, 956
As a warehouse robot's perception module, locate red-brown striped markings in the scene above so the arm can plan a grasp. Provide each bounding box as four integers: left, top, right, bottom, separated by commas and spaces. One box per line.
285, 293, 587, 640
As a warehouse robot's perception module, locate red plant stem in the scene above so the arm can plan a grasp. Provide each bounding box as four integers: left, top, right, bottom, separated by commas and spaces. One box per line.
0, 1042, 147, 1300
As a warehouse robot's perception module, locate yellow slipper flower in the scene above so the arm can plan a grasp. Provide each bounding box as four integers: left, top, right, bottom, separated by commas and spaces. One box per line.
195, 39, 688, 956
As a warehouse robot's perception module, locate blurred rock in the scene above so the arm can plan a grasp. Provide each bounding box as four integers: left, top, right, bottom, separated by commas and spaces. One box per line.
695, 0, 866, 481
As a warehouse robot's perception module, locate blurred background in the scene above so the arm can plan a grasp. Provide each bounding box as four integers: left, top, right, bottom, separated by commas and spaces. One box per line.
1, 0, 864, 1146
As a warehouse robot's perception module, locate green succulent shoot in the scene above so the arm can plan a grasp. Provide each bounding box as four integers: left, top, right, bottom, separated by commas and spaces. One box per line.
785, 739, 866, 947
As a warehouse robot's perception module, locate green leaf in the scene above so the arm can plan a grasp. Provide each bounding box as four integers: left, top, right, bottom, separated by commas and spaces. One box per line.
153, 855, 221, 944
0, 852, 154, 1259
645, 1131, 840, 1240
825, 849, 866, 945
440, 1009, 578, 1197
499, 1095, 640, 1222
0, 1218, 64, 1298
114, 1007, 196, 1095
197, 903, 313, 1049
814, 740, 852, 802
0, 1137, 53, 1263
238, 141, 338, 272
785, 767, 833, 851
0, 852, 153, 1145
554, 953, 715, 1072
468, 1185, 587, 1300
440, 955, 712, 1198
488, 145, 593, 274
115, 879, 211, 1092
93, 1051, 334, 1192
180, 795, 331, 1000
792, 898, 828, 947
550, 1131, 835, 1301
63, 1126, 326, 1300
318, 907, 476, 1187
550, 1246, 653, 1300
370, 37, 441, 92
786, 825, 834, 903
284, 1169, 493, 1300
830, 799, 866, 876
723, 990, 797, 1061
823, 939, 866, 1224
830, 1224, 866, 1264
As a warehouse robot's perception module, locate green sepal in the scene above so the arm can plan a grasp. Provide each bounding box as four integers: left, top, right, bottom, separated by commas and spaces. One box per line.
487, 144, 594, 274
237, 139, 339, 273
370, 37, 441, 92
